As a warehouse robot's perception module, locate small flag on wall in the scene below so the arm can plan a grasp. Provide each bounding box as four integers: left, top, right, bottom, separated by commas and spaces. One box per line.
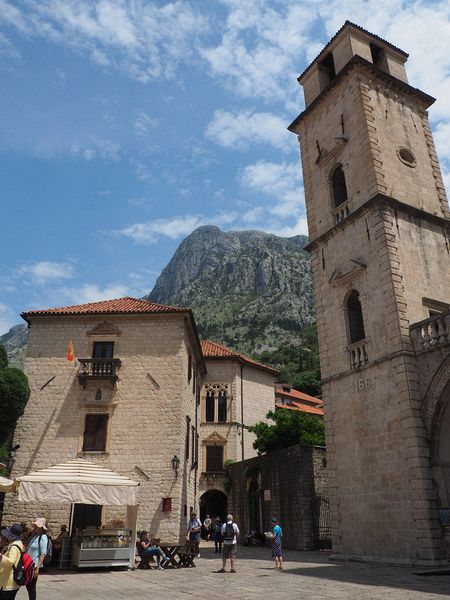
67, 338, 75, 362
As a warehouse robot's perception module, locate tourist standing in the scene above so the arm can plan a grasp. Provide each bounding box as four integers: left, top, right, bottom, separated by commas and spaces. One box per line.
0, 524, 24, 599
218, 514, 239, 573
51, 524, 68, 567
271, 517, 283, 570
212, 517, 223, 553
203, 515, 212, 540
186, 512, 202, 557
26, 518, 49, 600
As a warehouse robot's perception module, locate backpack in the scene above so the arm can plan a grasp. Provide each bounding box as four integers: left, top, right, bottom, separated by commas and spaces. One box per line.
212, 522, 222, 535
223, 522, 235, 541
11, 544, 35, 587
39, 534, 53, 567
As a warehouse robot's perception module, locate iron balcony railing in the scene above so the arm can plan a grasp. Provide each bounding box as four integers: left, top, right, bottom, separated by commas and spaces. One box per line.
77, 358, 121, 387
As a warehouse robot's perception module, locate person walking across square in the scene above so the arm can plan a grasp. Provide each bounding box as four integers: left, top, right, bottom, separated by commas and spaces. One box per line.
218, 514, 239, 573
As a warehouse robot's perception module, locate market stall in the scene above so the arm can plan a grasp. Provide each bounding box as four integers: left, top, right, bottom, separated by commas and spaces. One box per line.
14, 458, 139, 569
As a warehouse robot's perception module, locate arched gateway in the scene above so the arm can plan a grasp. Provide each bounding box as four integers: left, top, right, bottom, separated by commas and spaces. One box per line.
199, 489, 227, 523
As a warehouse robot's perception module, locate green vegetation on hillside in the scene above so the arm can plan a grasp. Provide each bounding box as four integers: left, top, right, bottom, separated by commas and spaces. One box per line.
0, 344, 30, 449
254, 323, 321, 397
248, 409, 325, 454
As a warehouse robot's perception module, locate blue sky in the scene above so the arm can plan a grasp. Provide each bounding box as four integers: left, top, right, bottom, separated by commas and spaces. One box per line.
1, 0, 450, 334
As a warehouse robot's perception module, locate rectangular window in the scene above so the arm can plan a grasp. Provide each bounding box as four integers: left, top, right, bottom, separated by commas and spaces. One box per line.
188, 353, 192, 382
185, 416, 191, 461
82, 414, 108, 451
92, 342, 114, 375
206, 445, 224, 472
191, 425, 195, 465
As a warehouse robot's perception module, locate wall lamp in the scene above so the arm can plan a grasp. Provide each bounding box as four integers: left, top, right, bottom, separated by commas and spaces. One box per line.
171, 454, 180, 476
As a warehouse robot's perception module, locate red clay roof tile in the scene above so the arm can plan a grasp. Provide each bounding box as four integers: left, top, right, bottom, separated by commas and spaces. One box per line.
275, 382, 322, 405
22, 296, 189, 319
201, 340, 278, 376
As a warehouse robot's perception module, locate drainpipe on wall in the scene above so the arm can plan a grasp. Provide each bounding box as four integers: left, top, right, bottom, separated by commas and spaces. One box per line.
240, 363, 244, 462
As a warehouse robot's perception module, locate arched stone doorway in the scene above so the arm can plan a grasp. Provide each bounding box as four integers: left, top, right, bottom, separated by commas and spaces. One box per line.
422, 358, 450, 560
248, 479, 261, 532
200, 489, 227, 522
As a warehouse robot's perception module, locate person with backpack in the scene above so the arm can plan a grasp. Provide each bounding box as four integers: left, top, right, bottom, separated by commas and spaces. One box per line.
212, 517, 223, 553
25, 518, 49, 600
218, 514, 239, 573
0, 523, 25, 599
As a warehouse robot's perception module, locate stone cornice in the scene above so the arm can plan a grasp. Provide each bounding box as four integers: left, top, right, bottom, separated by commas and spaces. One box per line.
305, 194, 450, 253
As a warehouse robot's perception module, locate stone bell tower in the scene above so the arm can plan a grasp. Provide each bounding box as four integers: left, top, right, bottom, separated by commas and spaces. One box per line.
289, 21, 450, 565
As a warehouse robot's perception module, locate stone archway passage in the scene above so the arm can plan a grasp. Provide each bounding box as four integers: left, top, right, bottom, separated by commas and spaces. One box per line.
199, 489, 228, 523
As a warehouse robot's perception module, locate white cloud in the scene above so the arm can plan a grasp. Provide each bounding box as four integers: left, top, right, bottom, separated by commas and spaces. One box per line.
0, 302, 16, 336
71, 137, 121, 162
116, 212, 237, 244
241, 160, 304, 218
54, 283, 130, 305
19, 261, 75, 284
0, 0, 208, 82
200, 1, 317, 104
205, 109, 293, 151
134, 112, 158, 136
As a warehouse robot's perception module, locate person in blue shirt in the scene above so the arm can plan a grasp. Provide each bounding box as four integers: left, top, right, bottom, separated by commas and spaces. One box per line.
271, 517, 283, 570
26, 518, 49, 600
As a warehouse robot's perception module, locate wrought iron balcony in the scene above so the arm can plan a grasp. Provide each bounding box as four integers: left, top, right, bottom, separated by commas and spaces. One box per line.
77, 358, 121, 388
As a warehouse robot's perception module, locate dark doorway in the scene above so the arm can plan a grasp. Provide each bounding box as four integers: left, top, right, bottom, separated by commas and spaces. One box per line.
199, 489, 227, 522
248, 479, 261, 532
70, 504, 102, 535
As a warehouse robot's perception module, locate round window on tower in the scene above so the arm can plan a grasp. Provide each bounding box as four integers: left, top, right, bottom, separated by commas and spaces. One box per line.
397, 147, 417, 167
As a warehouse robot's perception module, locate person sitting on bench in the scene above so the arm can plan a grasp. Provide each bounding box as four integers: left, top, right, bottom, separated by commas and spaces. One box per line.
138, 532, 168, 570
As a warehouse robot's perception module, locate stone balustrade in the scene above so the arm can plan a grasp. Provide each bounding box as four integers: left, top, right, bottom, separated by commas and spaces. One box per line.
410, 310, 450, 352
332, 199, 350, 224
347, 339, 369, 369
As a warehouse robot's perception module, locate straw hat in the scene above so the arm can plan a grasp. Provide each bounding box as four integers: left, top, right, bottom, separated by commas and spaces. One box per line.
32, 517, 48, 531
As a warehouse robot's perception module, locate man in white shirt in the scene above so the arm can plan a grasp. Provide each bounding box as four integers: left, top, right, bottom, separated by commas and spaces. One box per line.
218, 514, 239, 573
186, 512, 202, 557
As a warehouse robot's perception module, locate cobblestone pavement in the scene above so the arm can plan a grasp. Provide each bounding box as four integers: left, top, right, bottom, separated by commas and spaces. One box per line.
27, 543, 450, 600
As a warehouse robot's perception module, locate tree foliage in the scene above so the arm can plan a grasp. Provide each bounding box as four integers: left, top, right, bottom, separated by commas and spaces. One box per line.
0, 345, 7, 370
248, 409, 325, 455
0, 348, 30, 446
255, 323, 321, 397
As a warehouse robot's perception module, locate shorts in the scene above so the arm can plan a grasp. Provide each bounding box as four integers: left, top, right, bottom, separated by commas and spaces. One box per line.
222, 543, 237, 559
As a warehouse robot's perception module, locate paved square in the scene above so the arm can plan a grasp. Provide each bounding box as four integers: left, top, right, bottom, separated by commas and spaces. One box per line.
32, 543, 450, 600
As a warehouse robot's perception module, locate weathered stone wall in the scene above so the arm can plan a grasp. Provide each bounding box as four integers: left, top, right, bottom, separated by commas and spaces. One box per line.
228, 445, 327, 550
3, 313, 199, 541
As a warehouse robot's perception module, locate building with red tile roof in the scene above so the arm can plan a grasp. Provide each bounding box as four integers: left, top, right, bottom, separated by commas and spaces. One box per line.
200, 340, 279, 375
275, 382, 324, 417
